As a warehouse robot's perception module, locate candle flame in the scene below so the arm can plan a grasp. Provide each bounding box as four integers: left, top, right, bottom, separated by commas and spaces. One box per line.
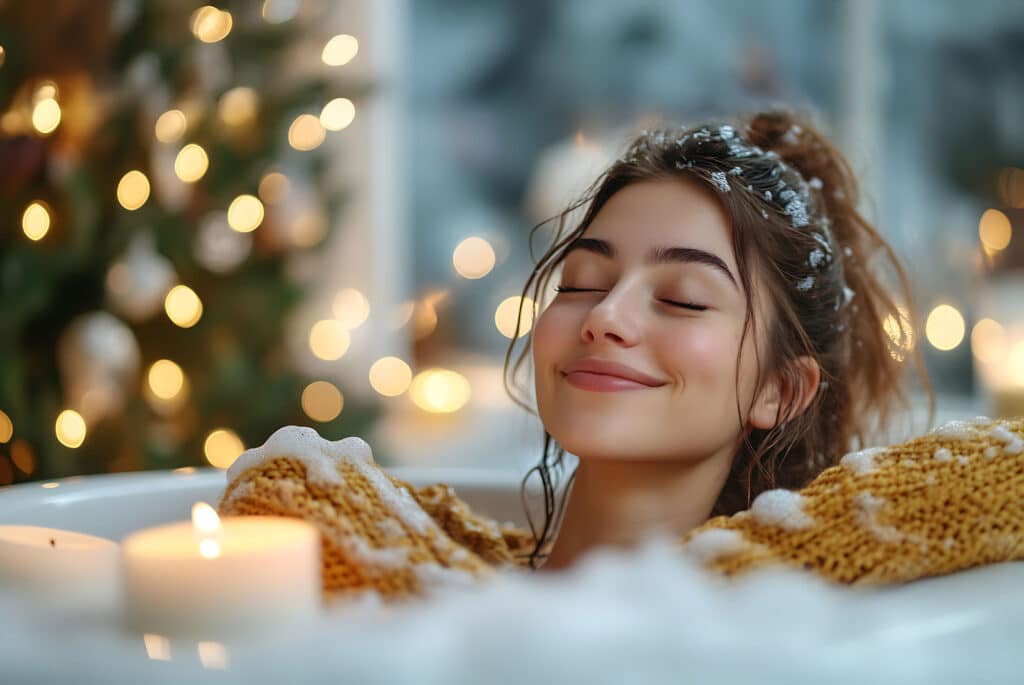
191, 502, 221, 534
198, 538, 221, 559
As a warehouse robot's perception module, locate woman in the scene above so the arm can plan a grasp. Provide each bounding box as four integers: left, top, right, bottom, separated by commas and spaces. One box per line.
223, 109, 971, 599
508, 109, 930, 570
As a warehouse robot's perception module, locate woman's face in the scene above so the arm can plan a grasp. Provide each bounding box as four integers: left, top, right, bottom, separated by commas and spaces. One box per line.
532, 177, 770, 464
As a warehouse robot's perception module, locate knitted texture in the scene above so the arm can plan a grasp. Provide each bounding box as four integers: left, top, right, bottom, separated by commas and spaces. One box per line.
219, 417, 1024, 602
218, 451, 532, 602
680, 417, 1024, 585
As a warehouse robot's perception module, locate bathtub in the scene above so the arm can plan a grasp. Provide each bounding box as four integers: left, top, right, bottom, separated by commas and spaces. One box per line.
0, 467, 1022, 684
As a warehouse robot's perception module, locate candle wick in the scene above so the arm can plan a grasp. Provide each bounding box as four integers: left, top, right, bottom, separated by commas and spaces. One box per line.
50, 538, 56, 547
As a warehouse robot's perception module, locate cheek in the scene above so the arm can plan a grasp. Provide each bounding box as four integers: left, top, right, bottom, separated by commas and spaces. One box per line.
659, 324, 741, 382
531, 305, 576, 369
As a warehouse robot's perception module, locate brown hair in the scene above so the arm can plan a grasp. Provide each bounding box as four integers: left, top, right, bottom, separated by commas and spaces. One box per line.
504, 109, 933, 568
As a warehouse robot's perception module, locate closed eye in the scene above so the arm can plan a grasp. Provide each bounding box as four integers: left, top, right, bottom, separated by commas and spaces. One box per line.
553, 285, 708, 312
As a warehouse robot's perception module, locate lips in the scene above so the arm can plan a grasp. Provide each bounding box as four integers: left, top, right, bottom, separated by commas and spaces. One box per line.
560, 357, 666, 388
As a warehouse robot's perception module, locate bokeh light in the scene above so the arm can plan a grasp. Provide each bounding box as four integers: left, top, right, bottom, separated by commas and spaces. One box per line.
148, 360, 185, 400
332, 288, 370, 329
288, 114, 325, 151
154, 109, 187, 143
218, 87, 258, 127
321, 34, 359, 66
319, 98, 355, 131
971, 318, 1008, 365
369, 357, 412, 397
117, 170, 151, 211
0, 410, 12, 443
258, 172, 290, 204
190, 6, 233, 43
452, 236, 496, 279
1010, 342, 1024, 387
204, 429, 245, 469
495, 296, 537, 339
174, 143, 209, 183
31, 97, 61, 134
22, 201, 50, 241
55, 410, 87, 448
164, 285, 203, 328
979, 209, 1012, 253
309, 320, 351, 360
301, 381, 344, 422
409, 369, 471, 413
226, 194, 265, 233
262, 0, 301, 23
10, 440, 35, 476
925, 304, 965, 351
289, 209, 327, 247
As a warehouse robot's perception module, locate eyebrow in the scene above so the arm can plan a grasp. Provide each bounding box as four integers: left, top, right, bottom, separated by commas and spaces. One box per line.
563, 237, 738, 289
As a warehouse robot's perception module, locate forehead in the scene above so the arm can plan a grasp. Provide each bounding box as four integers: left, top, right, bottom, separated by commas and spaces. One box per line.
582, 178, 737, 268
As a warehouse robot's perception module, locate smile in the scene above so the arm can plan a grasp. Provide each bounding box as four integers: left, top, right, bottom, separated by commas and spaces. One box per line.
562, 371, 662, 392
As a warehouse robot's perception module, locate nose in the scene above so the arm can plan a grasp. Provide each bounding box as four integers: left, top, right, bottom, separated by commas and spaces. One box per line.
580, 286, 641, 347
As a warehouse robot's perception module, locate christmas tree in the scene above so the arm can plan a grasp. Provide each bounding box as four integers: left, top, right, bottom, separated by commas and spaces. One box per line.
0, 0, 377, 484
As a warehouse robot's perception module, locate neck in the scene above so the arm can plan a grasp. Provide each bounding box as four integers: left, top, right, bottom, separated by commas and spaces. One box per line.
541, 453, 731, 572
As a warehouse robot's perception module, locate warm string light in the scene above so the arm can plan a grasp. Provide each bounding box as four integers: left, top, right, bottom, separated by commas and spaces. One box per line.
409, 369, 471, 413
174, 143, 209, 183
979, 208, 1012, 254
55, 410, 86, 448
321, 34, 359, 66
117, 170, 151, 210
21, 201, 51, 241
190, 6, 233, 43
203, 429, 245, 468
494, 296, 537, 339
262, 0, 300, 24
301, 381, 344, 422
0, 410, 12, 443
31, 96, 61, 135
288, 114, 325, 151
258, 172, 290, 204
319, 98, 355, 131
0, 45, 6, 68
369, 357, 412, 397
155, 109, 187, 143
147, 360, 185, 400
10, 440, 35, 475
289, 210, 327, 247
165, 285, 203, 328
452, 236, 496, 279
226, 195, 265, 233
972, 318, 1007, 366
332, 288, 370, 329
308, 320, 350, 360
218, 87, 259, 128
925, 304, 965, 351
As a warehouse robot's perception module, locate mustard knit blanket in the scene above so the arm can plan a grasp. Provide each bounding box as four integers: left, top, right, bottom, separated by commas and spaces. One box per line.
218, 417, 1024, 602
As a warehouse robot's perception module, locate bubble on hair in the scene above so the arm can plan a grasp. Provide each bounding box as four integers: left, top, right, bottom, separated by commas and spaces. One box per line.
808, 248, 826, 269
809, 177, 823, 190
796, 276, 815, 291
728, 166, 743, 176
710, 171, 731, 193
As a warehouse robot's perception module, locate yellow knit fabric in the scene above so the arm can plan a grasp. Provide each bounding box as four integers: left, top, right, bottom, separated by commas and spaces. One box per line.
220, 416, 1024, 600
217, 456, 534, 601
680, 416, 1024, 585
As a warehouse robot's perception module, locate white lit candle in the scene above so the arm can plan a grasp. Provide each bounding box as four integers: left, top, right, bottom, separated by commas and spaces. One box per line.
122, 503, 320, 638
0, 525, 119, 609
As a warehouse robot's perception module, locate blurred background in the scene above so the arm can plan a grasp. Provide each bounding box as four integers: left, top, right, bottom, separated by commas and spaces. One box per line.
0, 0, 1021, 485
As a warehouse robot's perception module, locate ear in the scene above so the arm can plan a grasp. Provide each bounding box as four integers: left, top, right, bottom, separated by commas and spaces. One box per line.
748, 356, 821, 431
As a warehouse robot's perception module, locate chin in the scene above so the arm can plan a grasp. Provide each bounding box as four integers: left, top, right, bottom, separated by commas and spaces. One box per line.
548, 421, 648, 461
